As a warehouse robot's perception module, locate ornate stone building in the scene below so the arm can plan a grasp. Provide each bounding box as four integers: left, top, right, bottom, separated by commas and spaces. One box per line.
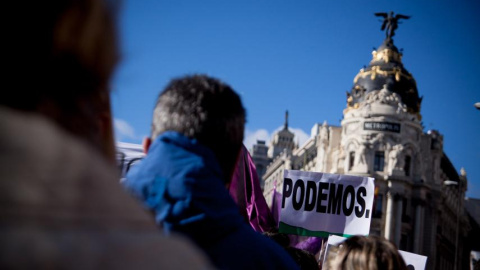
252, 15, 469, 270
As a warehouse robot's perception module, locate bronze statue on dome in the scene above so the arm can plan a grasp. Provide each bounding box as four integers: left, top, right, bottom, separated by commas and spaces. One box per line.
375, 11, 410, 41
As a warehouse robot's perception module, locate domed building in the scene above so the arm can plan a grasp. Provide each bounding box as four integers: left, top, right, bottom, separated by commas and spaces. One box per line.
254, 13, 470, 270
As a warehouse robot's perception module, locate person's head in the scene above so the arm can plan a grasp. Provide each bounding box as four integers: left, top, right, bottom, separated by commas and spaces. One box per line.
148, 74, 246, 183
3, 0, 119, 161
285, 247, 319, 270
263, 230, 291, 248
326, 235, 407, 270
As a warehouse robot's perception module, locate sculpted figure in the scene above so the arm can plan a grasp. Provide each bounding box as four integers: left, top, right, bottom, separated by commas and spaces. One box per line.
352, 143, 368, 172
319, 122, 329, 146
388, 144, 404, 174
374, 11, 410, 41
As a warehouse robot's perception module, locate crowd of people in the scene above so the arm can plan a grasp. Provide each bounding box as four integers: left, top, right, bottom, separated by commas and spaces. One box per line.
1, 0, 409, 269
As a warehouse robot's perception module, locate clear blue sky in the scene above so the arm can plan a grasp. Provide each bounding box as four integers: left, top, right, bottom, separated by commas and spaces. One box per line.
111, 0, 480, 198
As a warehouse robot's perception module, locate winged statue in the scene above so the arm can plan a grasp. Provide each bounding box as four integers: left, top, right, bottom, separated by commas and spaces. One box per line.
375, 11, 410, 40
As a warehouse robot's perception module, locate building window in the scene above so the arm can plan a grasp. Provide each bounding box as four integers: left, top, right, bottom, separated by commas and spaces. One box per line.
404, 155, 411, 176
256, 165, 264, 181
400, 233, 409, 251
373, 194, 383, 218
349, 151, 355, 170
401, 197, 410, 222
373, 151, 385, 171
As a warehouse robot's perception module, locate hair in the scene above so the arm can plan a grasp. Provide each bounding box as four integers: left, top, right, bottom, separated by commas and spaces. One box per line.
3, 0, 119, 160
263, 230, 291, 248
152, 74, 246, 183
285, 247, 319, 270
263, 231, 318, 270
326, 235, 407, 270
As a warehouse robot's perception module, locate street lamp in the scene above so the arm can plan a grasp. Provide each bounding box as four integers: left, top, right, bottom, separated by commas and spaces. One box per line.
444, 180, 461, 270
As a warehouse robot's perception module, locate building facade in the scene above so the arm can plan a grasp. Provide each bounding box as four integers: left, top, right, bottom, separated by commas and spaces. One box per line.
252, 21, 469, 270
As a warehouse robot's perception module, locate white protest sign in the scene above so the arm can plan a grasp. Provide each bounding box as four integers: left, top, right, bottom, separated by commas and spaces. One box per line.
326, 234, 347, 246
471, 251, 480, 270
279, 170, 374, 237
398, 250, 428, 270
322, 235, 347, 265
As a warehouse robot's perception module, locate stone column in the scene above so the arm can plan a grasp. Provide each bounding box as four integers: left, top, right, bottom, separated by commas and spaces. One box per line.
413, 201, 424, 253
384, 191, 395, 241
395, 195, 403, 247
430, 208, 438, 270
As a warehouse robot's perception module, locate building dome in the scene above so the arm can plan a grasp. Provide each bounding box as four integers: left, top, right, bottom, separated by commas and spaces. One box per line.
347, 39, 422, 116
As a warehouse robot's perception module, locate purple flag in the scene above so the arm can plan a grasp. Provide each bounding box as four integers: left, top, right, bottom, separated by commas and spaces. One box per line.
229, 147, 324, 255
271, 185, 283, 227
229, 145, 276, 233
295, 236, 324, 255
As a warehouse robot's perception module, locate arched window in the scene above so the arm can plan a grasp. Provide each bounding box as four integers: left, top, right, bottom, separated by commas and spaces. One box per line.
374, 151, 385, 171
404, 155, 411, 176
349, 151, 355, 170
373, 193, 383, 218
256, 165, 264, 180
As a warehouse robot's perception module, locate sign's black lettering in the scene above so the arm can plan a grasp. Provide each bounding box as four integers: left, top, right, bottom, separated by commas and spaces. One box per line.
282, 178, 293, 208
364, 121, 401, 133
292, 179, 305, 210
282, 178, 371, 218
327, 183, 343, 215
355, 187, 367, 217
304, 181, 317, 211
316, 182, 329, 213
342, 185, 355, 216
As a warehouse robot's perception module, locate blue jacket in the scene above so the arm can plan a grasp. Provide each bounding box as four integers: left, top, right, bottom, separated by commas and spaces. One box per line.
123, 132, 299, 270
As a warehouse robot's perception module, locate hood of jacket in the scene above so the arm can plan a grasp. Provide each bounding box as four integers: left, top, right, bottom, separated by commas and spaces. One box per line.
123, 131, 244, 247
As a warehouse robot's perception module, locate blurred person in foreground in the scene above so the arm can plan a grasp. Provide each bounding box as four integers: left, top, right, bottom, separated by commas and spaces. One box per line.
325, 235, 407, 270
0, 1, 211, 269
122, 74, 299, 270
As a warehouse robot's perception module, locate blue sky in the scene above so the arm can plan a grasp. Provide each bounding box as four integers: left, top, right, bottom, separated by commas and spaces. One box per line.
111, 0, 480, 198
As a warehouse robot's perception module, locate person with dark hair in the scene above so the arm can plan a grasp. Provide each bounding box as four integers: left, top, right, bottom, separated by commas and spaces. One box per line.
263, 230, 292, 248
325, 235, 407, 270
122, 74, 299, 270
263, 231, 319, 269
148, 74, 246, 184
0, 1, 211, 268
285, 247, 320, 270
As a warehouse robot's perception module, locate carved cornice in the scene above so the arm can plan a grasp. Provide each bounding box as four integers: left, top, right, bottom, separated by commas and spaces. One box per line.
353, 66, 413, 84
344, 85, 422, 121
371, 48, 403, 64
